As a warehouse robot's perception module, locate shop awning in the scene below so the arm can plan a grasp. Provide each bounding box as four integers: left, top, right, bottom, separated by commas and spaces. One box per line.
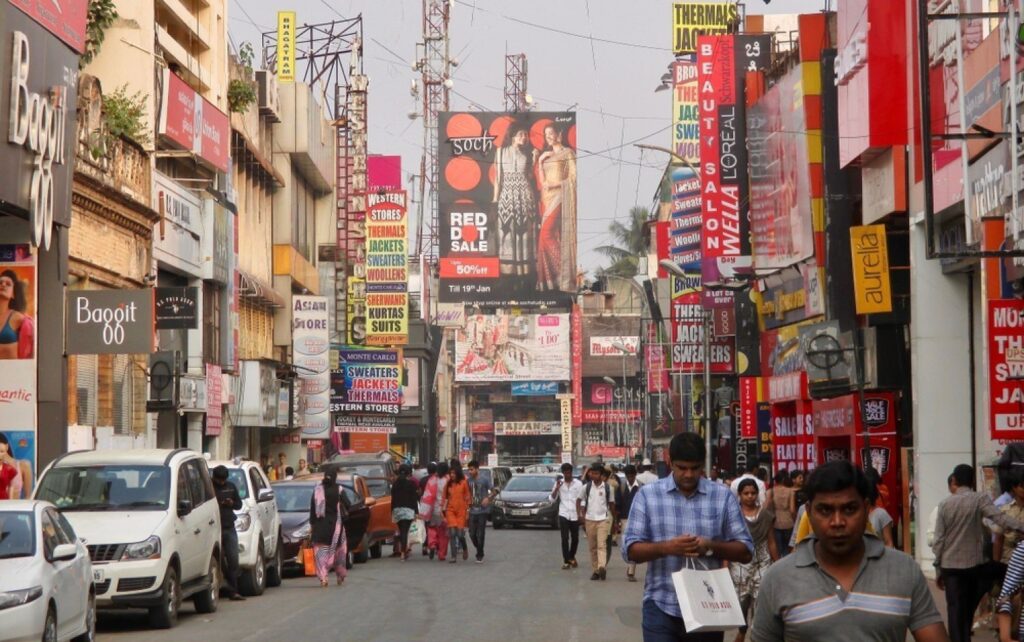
238, 269, 285, 308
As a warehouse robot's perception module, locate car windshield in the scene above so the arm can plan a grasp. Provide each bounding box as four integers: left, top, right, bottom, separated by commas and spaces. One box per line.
273, 485, 314, 512
226, 469, 250, 500
0, 512, 35, 559
503, 476, 555, 492
332, 465, 388, 496
36, 465, 170, 511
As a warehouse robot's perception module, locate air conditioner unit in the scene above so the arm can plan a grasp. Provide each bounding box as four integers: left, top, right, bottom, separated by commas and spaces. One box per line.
255, 71, 281, 122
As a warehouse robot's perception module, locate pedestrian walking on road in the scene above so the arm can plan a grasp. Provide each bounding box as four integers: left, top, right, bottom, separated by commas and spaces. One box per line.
578, 463, 615, 581
467, 460, 495, 563
211, 465, 246, 601
391, 464, 419, 561
309, 469, 348, 587
751, 461, 948, 642
767, 470, 794, 556
419, 462, 436, 556
933, 464, 1024, 642
421, 461, 449, 560
730, 478, 778, 642
553, 462, 584, 570
623, 432, 752, 642
617, 464, 642, 582
444, 461, 471, 563
295, 458, 311, 477
637, 458, 659, 485
602, 467, 617, 564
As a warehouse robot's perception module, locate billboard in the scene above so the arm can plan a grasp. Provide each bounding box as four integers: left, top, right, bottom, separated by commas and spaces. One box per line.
365, 191, 408, 346
989, 300, 1024, 440
670, 292, 735, 373
672, 61, 699, 165
672, 2, 737, 55
438, 111, 577, 306
276, 11, 296, 82
455, 312, 570, 382
330, 347, 403, 415
0, 244, 36, 497
292, 296, 330, 438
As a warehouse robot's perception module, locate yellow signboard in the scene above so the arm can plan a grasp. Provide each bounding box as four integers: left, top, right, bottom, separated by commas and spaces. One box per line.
850, 225, 893, 315
672, 2, 738, 55
366, 292, 408, 347
277, 11, 296, 83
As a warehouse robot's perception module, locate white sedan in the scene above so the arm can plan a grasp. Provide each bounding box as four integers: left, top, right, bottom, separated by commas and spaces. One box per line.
0, 500, 94, 642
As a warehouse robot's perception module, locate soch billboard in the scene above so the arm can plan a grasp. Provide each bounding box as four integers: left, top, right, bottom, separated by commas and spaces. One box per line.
438, 112, 577, 307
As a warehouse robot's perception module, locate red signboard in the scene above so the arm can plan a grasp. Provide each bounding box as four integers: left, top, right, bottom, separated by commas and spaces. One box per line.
670, 292, 735, 373
571, 305, 583, 427
582, 409, 643, 423
198, 100, 230, 173
989, 300, 1024, 440
583, 445, 628, 459
9, 0, 88, 53
772, 405, 815, 474
739, 377, 759, 439
646, 345, 669, 393
158, 70, 230, 173
161, 71, 196, 151
368, 155, 402, 190
470, 422, 494, 435
205, 364, 222, 436
812, 395, 859, 437
656, 221, 671, 278
766, 372, 809, 404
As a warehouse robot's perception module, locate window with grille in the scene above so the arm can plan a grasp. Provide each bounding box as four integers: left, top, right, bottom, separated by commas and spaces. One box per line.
75, 354, 98, 426
111, 354, 133, 435
204, 285, 222, 366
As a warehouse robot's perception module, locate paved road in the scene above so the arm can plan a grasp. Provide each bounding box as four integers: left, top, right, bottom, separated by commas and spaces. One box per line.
97, 525, 646, 642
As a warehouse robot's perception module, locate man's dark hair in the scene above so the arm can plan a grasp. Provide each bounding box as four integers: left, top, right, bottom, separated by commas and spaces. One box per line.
437, 461, 449, 477
803, 460, 870, 504
737, 478, 759, 496
747, 461, 760, 474
669, 432, 705, 463
624, 464, 637, 476
774, 470, 791, 486
755, 467, 768, 483
601, 468, 611, 478
590, 463, 605, 475
952, 464, 975, 489
467, 460, 480, 469
1009, 466, 1024, 489
285, 466, 294, 476
212, 465, 228, 480
561, 462, 574, 473
427, 462, 437, 475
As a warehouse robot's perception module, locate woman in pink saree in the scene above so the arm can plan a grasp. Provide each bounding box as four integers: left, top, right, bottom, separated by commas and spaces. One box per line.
309, 470, 348, 587
536, 124, 577, 293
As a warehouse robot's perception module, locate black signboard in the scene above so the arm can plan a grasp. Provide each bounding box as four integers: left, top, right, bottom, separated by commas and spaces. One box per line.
155, 287, 199, 329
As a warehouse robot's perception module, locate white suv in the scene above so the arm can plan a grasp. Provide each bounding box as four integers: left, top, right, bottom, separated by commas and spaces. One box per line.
34, 449, 222, 629
209, 458, 282, 596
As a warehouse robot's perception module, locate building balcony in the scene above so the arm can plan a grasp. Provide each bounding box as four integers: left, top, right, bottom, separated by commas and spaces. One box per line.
76, 125, 152, 207
157, 23, 210, 92
155, 0, 211, 51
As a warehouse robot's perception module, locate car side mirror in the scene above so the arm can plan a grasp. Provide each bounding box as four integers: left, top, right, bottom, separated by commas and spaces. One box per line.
258, 488, 275, 503
364, 496, 377, 507
51, 543, 78, 562
177, 499, 193, 517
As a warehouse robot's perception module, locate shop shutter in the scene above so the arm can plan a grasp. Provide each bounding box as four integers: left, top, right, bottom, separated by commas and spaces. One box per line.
112, 354, 132, 435
75, 354, 97, 427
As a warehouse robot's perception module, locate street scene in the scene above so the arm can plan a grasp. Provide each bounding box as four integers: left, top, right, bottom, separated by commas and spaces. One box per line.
3, 0, 1024, 641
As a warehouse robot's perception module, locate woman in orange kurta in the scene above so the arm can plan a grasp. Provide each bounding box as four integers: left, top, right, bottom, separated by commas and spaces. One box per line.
443, 461, 472, 563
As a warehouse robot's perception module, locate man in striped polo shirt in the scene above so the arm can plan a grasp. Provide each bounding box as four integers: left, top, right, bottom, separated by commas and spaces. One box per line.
751, 461, 949, 642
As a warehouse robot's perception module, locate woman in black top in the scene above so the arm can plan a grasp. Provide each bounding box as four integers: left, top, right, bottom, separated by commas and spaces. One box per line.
309, 469, 347, 586
391, 464, 420, 561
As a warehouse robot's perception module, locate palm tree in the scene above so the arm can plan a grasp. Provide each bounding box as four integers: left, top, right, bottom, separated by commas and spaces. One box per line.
594, 206, 651, 278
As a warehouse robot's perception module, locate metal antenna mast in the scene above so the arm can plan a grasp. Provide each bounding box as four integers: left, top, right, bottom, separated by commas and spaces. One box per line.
413, 0, 452, 261
262, 18, 365, 342
504, 53, 528, 112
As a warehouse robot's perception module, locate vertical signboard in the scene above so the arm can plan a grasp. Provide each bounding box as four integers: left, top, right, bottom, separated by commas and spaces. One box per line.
671, 293, 735, 373
206, 364, 222, 436
670, 167, 703, 272
672, 2, 737, 55
850, 225, 893, 315
672, 61, 699, 165
293, 296, 330, 438
560, 397, 572, 456
0, 244, 36, 497
365, 191, 408, 346
739, 377, 760, 439
989, 300, 1024, 441
438, 112, 577, 306
276, 11, 296, 82
571, 305, 583, 427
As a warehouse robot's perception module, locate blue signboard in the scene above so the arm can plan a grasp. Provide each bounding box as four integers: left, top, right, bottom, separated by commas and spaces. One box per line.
511, 381, 559, 396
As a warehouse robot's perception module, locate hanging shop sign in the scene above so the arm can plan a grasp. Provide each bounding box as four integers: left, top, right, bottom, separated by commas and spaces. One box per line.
454, 312, 571, 382
989, 299, 1024, 440
511, 381, 559, 396
966, 140, 1009, 248
670, 292, 735, 373
850, 225, 893, 315
276, 11, 296, 82
65, 290, 155, 355
494, 421, 561, 437
157, 69, 230, 173
206, 364, 222, 436
333, 415, 398, 434
672, 61, 699, 165
292, 296, 330, 438
153, 172, 203, 277
560, 398, 572, 454
571, 305, 583, 426
365, 191, 408, 347
154, 287, 199, 329
672, 2, 737, 55
330, 347, 403, 414
589, 336, 639, 357
739, 377, 760, 439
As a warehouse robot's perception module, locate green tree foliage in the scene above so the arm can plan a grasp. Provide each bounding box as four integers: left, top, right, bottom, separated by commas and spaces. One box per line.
594, 206, 651, 278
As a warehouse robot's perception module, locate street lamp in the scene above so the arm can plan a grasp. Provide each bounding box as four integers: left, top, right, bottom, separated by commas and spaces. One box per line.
611, 340, 633, 459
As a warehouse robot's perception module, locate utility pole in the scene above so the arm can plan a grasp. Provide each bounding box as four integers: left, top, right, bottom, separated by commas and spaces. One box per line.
504, 53, 528, 112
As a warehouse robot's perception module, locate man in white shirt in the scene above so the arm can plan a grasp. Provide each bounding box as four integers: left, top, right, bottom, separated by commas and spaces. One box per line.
577, 464, 616, 581
636, 458, 659, 485
730, 462, 767, 506
551, 462, 584, 570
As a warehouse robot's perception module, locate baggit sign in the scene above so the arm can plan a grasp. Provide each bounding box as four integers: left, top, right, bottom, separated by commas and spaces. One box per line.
66, 290, 155, 355
989, 300, 1024, 440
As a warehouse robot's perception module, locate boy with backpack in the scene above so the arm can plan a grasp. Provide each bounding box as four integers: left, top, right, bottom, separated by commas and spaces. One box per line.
578, 463, 616, 580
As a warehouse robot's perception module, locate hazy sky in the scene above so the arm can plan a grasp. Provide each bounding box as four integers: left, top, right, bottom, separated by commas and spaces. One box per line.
229, 0, 830, 275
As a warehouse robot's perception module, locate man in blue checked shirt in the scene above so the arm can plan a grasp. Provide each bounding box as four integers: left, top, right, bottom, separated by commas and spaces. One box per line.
623, 432, 753, 642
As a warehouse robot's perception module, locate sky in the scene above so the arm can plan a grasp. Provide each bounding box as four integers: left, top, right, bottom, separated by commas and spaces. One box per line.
228, 0, 830, 276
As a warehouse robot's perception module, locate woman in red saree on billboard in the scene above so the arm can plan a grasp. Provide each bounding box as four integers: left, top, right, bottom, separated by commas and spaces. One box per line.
536, 124, 577, 293
493, 124, 538, 281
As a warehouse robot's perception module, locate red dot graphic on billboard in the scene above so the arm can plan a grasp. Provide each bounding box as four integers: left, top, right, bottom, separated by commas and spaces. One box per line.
566, 124, 577, 149
489, 115, 513, 147
461, 225, 480, 243
445, 156, 481, 191
530, 118, 554, 151
447, 113, 482, 138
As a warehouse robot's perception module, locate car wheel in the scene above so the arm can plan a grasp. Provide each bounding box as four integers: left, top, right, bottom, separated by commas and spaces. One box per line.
353, 534, 370, 564
72, 591, 96, 642
148, 565, 180, 629
43, 605, 57, 642
369, 542, 382, 559
265, 539, 283, 588
239, 545, 266, 596
193, 556, 220, 614
346, 549, 354, 570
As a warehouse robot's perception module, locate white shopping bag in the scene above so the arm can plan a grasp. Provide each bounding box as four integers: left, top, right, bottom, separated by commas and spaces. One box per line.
408, 518, 426, 546
671, 559, 746, 632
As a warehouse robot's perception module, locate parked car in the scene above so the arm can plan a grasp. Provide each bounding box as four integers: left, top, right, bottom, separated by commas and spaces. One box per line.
475, 466, 514, 492
34, 449, 222, 629
208, 458, 282, 596
490, 474, 560, 529
522, 464, 557, 474
321, 452, 398, 498
272, 476, 371, 573
0, 500, 94, 642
